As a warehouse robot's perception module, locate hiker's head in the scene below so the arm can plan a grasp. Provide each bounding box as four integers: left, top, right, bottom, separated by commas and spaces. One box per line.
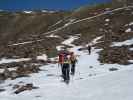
70, 52, 74, 55
64, 55, 69, 61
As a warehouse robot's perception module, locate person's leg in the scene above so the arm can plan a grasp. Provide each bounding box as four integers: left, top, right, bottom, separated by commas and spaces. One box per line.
71, 64, 73, 74
70, 61, 73, 73
88, 49, 90, 54
66, 64, 70, 80
71, 62, 75, 75
63, 63, 69, 81
62, 64, 66, 81
61, 64, 63, 76
65, 66, 70, 84
89, 48, 91, 55
73, 63, 76, 74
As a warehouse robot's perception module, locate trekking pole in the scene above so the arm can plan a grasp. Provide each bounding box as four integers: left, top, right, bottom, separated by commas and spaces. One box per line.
71, 72, 74, 83
57, 63, 60, 78
58, 62, 59, 68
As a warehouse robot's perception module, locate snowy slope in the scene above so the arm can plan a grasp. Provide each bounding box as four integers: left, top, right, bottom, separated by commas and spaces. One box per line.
0, 36, 133, 100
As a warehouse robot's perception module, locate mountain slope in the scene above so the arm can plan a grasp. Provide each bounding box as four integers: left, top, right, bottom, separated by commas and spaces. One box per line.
0, 36, 133, 100
0, 2, 133, 99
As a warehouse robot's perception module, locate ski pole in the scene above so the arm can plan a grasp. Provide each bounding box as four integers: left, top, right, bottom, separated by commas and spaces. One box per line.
57, 63, 60, 78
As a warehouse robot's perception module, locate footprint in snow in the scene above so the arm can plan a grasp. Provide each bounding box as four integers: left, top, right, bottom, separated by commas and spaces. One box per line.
46, 74, 59, 77
50, 65, 55, 67
109, 67, 119, 71
89, 66, 93, 69
35, 95, 42, 98
75, 77, 84, 80
46, 74, 55, 77
88, 73, 97, 77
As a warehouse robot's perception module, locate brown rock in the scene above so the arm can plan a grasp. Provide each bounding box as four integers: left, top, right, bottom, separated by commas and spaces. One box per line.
14, 83, 39, 94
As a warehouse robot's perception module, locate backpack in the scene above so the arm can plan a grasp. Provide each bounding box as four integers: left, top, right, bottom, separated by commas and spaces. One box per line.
70, 55, 77, 63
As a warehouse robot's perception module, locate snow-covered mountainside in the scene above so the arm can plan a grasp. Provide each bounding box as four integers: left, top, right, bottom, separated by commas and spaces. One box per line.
0, 2, 133, 100
0, 36, 133, 100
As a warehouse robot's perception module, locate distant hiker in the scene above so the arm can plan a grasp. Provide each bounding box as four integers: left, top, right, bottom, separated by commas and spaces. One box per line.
62, 53, 70, 82
70, 52, 77, 75
87, 45, 92, 55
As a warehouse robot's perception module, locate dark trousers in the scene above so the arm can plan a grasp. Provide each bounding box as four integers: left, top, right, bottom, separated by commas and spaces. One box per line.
62, 63, 70, 81
71, 62, 76, 75
88, 46, 91, 55
88, 49, 91, 55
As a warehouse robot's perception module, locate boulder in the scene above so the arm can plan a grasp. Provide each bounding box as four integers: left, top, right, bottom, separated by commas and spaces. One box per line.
14, 83, 39, 94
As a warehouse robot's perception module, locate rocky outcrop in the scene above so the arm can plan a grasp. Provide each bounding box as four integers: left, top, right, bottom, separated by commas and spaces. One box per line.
99, 46, 133, 65
13, 83, 39, 94
0, 60, 42, 80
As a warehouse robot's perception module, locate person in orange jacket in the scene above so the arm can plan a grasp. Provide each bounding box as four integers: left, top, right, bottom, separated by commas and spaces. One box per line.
70, 52, 77, 75
58, 52, 64, 75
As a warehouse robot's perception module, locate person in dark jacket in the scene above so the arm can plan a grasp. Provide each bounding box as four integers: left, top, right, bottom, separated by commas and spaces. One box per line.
87, 45, 91, 55
62, 55, 70, 83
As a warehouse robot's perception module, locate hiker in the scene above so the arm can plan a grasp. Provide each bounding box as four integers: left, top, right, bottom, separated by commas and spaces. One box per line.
58, 50, 70, 76
58, 52, 64, 75
62, 53, 70, 82
87, 44, 91, 55
70, 52, 77, 75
